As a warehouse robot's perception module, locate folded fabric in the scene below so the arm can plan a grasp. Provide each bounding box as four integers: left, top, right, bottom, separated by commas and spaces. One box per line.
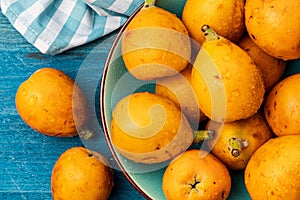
1, 0, 143, 55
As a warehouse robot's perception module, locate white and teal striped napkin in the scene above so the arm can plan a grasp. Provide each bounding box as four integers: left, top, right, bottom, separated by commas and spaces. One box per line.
1, 0, 143, 55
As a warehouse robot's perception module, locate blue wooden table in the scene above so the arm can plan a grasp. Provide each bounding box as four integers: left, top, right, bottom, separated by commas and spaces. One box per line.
0, 11, 144, 200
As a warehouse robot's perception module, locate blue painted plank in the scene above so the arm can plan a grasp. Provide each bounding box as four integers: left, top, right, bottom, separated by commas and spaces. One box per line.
0, 11, 143, 200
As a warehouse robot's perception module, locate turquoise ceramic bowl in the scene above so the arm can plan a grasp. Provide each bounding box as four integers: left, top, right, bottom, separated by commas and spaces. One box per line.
100, 0, 300, 199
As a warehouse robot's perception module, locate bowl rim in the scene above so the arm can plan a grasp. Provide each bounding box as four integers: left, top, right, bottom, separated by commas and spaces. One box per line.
99, 3, 152, 200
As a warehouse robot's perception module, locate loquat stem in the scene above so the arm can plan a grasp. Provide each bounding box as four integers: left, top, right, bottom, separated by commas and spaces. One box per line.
144, 0, 156, 8
228, 137, 249, 157
201, 24, 220, 41
193, 130, 215, 143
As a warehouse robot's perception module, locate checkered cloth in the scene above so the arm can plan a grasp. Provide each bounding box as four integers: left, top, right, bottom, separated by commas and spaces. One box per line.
1, 0, 143, 55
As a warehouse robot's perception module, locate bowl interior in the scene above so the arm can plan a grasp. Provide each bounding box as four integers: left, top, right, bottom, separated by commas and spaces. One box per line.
100, 0, 300, 199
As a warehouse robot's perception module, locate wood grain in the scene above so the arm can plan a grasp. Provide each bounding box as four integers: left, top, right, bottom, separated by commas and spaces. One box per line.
0, 11, 143, 200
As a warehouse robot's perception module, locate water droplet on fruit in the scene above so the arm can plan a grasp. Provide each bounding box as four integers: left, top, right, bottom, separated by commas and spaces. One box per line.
223, 56, 230, 61
47, 113, 56, 122
250, 84, 255, 89
233, 20, 241, 27
109, 156, 114, 162
28, 95, 37, 106
253, 8, 259, 13
290, 182, 296, 188
225, 72, 231, 79
21, 88, 27, 96
268, 177, 273, 182
232, 91, 240, 97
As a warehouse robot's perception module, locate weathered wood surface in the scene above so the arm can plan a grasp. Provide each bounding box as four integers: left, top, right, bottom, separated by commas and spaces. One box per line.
0, 11, 143, 200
